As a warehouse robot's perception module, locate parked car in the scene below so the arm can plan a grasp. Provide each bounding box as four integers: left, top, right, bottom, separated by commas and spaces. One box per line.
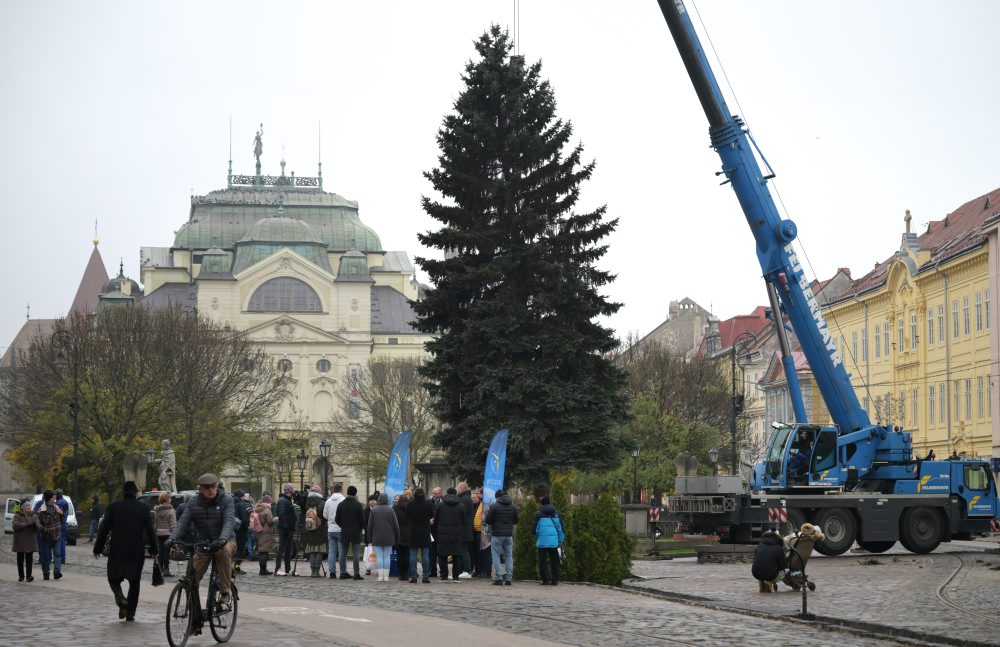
137, 490, 197, 513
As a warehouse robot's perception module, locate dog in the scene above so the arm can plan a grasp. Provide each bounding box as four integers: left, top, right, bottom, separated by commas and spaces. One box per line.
781, 522, 825, 589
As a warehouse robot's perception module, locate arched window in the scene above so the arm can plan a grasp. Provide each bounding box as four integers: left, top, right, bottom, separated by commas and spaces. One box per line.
247, 277, 322, 312
316, 358, 331, 373
276, 359, 293, 374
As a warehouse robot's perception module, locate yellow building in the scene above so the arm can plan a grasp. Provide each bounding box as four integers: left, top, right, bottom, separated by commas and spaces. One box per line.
821, 189, 1000, 461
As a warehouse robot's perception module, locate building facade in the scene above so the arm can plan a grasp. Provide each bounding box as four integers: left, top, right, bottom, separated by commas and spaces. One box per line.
139, 155, 433, 495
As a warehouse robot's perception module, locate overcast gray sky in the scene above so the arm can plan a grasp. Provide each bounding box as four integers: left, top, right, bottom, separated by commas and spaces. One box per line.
3, 1, 999, 354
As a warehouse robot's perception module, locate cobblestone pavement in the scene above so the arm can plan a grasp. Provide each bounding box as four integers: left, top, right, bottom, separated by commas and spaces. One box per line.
628, 537, 1000, 646
0, 542, 969, 647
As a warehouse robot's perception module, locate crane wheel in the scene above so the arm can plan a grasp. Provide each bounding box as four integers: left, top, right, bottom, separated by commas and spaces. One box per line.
813, 508, 856, 556
899, 507, 942, 554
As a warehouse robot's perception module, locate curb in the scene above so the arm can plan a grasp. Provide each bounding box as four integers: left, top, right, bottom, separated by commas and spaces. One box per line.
618, 580, 997, 647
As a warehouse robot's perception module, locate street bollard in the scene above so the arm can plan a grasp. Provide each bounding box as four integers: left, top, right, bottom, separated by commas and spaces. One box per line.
787, 546, 815, 620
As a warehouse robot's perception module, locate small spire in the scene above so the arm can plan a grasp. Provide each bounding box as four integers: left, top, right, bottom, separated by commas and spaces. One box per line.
26, 303, 30, 321
92, 218, 100, 246
904, 209, 912, 234
119, 258, 125, 277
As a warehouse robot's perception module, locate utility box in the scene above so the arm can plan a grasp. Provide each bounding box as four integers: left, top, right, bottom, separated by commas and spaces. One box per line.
622, 503, 649, 537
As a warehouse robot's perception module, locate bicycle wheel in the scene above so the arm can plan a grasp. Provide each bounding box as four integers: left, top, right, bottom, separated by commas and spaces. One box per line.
208, 581, 238, 643
165, 582, 193, 647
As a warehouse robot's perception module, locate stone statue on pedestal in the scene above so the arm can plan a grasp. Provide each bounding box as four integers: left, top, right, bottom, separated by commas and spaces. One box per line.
149, 439, 177, 493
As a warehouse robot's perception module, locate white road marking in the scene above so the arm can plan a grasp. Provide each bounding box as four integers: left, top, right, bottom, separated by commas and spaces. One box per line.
257, 606, 372, 623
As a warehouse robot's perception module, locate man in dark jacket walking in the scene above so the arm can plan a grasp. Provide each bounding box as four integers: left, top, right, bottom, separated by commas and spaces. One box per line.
272, 483, 297, 576
93, 481, 157, 621
334, 485, 366, 580
485, 489, 519, 585
751, 527, 787, 592
432, 487, 467, 581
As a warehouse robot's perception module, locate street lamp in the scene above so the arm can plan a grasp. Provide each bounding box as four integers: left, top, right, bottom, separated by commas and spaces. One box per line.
297, 448, 308, 491
731, 332, 756, 476
631, 447, 640, 503
52, 330, 81, 504
708, 447, 719, 474
319, 439, 331, 496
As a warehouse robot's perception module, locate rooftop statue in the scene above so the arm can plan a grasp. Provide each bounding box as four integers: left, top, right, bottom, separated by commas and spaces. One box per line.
253, 124, 263, 164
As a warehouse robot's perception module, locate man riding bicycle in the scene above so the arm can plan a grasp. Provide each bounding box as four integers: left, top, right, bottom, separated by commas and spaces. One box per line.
166, 473, 237, 604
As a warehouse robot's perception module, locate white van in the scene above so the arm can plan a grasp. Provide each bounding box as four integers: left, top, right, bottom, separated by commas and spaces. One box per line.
7, 494, 80, 544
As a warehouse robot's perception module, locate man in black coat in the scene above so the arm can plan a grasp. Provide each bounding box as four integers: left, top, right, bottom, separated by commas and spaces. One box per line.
334, 485, 366, 580
273, 483, 297, 576
456, 482, 475, 577
751, 528, 787, 592
93, 481, 157, 622
433, 487, 467, 581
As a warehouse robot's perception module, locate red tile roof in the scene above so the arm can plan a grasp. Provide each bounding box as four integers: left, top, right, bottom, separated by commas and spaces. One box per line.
831, 188, 1000, 300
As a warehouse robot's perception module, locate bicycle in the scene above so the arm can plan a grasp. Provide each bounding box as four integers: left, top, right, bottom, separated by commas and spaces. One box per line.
165, 540, 239, 647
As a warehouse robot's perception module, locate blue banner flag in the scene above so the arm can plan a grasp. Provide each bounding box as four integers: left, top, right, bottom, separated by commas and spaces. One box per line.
383, 430, 411, 500
482, 428, 509, 506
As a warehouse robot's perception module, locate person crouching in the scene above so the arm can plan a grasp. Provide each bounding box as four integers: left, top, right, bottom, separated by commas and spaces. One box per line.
751, 527, 786, 593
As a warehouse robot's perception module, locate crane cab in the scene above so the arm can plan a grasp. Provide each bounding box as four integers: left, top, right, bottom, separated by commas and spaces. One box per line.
752, 423, 840, 491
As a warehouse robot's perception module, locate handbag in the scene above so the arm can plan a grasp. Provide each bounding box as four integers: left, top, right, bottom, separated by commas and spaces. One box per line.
151, 560, 165, 587
558, 544, 566, 563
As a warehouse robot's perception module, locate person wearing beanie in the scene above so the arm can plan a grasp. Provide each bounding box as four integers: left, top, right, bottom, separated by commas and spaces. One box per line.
253, 494, 276, 575
93, 481, 157, 621
11, 497, 38, 582
533, 495, 564, 585
752, 527, 787, 593
273, 483, 297, 576
367, 493, 400, 582
33, 490, 63, 580
334, 485, 366, 580
485, 489, 520, 585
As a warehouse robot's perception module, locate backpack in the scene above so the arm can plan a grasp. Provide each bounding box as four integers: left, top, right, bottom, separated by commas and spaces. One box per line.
37, 507, 62, 542
250, 511, 263, 534
305, 506, 319, 532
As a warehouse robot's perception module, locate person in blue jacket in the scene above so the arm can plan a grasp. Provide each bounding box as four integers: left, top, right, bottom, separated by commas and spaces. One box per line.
532, 496, 565, 585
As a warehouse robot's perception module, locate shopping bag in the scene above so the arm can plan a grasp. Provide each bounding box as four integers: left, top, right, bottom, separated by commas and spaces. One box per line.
151, 560, 165, 587
365, 544, 376, 565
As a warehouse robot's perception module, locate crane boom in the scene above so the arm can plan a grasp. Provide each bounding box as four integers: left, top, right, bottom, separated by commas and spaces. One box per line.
657, 0, 870, 434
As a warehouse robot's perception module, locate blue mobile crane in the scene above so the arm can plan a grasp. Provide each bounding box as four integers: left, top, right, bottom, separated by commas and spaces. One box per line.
658, 0, 999, 554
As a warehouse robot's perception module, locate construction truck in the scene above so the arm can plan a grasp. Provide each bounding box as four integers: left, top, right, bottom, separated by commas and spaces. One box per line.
656, 0, 999, 554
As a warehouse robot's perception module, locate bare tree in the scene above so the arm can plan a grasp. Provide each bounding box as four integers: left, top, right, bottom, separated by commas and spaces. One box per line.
327, 357, 438, 485
1, 306, 285, 497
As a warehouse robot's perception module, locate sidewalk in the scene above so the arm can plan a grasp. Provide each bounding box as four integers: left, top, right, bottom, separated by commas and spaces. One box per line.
627, 538, 1000, 646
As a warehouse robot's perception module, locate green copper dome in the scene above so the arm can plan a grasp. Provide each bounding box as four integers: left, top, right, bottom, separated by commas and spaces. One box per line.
335, 249, 373, 282
232, 216, 332, 274
173, 187, 382, 252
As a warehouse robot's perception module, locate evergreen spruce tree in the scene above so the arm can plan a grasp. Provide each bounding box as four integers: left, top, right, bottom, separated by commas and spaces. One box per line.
414, 25, 628, 485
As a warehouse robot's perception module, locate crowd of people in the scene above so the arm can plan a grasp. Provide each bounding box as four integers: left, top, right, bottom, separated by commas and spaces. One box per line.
9, 475, 568, 623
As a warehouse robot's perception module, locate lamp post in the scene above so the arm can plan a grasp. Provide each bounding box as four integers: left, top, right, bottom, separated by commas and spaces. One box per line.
708, 447, 719, 475
145, 447, 156, 490
52, 330, 81, 504
731, 332, 756, 476
297, 449, 308, 491
319, 439, 331, 496
631, 447, 640, 503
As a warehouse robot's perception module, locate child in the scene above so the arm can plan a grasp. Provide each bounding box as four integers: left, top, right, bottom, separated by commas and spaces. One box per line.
751, 527, 786, 592
11, 497, 38, 582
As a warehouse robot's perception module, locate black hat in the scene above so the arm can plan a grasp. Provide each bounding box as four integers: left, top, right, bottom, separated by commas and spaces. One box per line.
234, 490, 244, 498
368, 493, 379, 502
446, 487, 457, 495
123, 481, 139, 494
346, 485, 357, 496
42, 489, 54, 501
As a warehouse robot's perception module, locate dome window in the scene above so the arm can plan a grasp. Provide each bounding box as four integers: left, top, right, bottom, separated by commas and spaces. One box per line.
248, 277, 322, 312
